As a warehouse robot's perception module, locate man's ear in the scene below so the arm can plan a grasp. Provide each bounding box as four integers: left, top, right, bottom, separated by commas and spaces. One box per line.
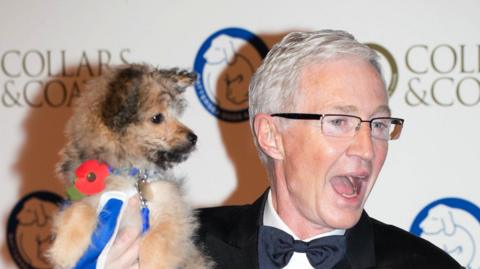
254, 113, 284, 160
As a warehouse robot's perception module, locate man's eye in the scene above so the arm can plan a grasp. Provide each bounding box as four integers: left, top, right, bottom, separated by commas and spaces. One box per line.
328, 118, 347, 127
151, 113, 164, 124
372, 121, 388, 129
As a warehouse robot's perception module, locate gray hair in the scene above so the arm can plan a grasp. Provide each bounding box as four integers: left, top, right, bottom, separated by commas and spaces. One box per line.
248, 29, 384, 164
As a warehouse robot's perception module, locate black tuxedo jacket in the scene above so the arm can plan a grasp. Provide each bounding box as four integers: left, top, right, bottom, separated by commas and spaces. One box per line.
196, 190, 462, 269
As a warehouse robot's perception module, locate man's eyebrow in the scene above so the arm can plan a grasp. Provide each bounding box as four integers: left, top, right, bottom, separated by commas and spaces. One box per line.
331, 105, 357, 113
330, 105, 391, 115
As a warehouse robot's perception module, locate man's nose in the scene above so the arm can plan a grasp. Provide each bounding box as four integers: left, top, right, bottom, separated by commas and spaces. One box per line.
346, 123, 375, 160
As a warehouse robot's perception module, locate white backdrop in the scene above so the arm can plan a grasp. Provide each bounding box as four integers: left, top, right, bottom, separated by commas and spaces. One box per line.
1, 1, 479, 268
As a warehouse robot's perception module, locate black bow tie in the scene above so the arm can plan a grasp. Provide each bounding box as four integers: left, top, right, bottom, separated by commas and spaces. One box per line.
258, 225, 346, 269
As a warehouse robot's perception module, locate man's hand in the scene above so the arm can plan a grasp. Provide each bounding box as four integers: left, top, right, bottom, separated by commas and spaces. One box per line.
104, 226, 141, 269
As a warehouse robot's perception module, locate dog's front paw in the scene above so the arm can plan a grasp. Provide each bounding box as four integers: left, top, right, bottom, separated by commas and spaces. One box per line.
139, 224, 185, 269
47, 202, 97, 268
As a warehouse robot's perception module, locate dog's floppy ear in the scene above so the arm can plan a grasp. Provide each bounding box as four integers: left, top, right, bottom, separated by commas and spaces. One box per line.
101, 66, 143, 132
174, 69, 197, 92
156, 68, 197, 94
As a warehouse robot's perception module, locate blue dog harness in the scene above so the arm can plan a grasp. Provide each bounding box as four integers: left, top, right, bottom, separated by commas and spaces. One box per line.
73, 188, 150, 269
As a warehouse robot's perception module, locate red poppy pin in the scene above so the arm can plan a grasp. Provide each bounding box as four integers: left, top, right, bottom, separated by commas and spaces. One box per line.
74, 160, 109, 195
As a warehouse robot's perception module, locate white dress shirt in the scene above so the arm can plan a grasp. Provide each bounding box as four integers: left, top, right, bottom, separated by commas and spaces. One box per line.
262, 190, 345, 269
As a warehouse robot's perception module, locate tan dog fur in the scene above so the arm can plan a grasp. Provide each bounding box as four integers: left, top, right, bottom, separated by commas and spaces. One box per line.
47, 64, 212, 269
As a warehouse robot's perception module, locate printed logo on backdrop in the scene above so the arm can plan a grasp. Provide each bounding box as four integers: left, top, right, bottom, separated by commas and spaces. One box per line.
193, 27, 269, 122
367, 43, 399, 97
410, 197, 480, 268
7, 191, 64, 269
0, 49, 131, 108
404, 44, 480, 107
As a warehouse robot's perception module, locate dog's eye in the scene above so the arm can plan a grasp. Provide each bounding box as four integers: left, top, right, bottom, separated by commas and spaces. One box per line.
151, 113, 164, 124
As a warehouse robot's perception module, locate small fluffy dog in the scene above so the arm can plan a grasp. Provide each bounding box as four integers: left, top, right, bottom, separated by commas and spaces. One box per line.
47, 64, 212, 269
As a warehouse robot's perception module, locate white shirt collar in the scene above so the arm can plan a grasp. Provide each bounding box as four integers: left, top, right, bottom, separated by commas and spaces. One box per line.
263, 189, 345, 241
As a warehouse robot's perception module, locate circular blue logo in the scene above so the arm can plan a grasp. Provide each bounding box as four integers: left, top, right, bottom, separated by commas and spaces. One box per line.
193, 27, 269, 122
410, 197, 480, 268
7, 191, 65, 269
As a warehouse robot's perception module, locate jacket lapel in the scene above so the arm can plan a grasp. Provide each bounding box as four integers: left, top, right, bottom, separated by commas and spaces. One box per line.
213, 190, 268, 269
338, 211, 376, 269
233, 190, 268, 269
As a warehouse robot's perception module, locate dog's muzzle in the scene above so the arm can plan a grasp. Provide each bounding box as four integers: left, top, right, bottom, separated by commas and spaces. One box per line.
154, 132, 197, 169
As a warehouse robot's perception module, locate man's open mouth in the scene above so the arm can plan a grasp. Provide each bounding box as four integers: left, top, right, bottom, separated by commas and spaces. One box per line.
330, 175, 368, 198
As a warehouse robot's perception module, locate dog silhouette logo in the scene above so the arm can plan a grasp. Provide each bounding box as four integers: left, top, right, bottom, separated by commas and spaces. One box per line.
194, 27, 269, 122
7, 191, 64, 269
410, 197, 480, 269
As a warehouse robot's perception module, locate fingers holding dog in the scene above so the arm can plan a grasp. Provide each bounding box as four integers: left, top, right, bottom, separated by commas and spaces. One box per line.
105, 227, 141, 269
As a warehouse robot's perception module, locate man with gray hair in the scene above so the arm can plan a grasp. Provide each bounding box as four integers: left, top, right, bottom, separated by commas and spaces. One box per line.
195, 30, 462, 268
102, 30, 462, 269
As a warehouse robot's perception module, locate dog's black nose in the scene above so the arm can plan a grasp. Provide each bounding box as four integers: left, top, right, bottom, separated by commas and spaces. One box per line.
187, 132, 197, 145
